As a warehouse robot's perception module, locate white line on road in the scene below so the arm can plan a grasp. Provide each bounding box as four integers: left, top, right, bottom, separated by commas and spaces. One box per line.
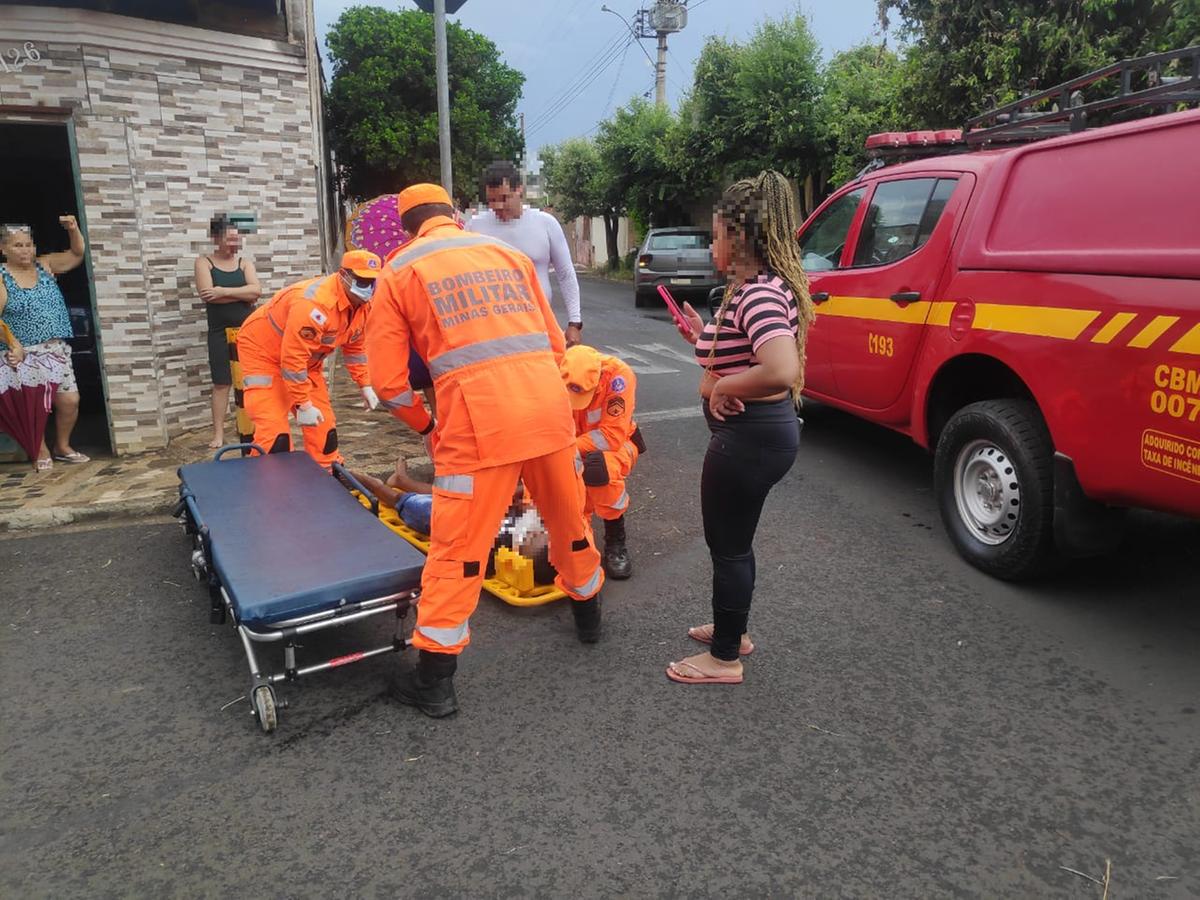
636, 406, 700, 423
601, 345, 678, 375
631, 342, 697, 365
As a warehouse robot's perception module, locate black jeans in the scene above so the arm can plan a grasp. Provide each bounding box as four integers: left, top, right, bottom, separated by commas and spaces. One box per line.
701, 397, 800, 661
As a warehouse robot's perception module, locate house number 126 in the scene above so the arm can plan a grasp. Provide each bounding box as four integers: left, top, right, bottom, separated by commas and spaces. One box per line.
0, 43, 42, 73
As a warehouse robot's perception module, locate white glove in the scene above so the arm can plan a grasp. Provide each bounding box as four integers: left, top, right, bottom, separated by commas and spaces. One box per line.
361, 385, 380, 411
295, 402, 324, 427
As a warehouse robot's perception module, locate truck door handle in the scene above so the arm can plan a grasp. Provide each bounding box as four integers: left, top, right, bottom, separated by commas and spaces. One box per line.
811, 291, 830, 303
890, 291, 921, 303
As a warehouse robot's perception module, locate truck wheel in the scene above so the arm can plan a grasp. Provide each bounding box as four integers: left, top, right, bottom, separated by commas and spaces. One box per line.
934, 399, 1054, 580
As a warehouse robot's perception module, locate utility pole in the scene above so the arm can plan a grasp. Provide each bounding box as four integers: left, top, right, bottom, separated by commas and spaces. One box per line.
415, 0, 468, 196
433, 0, 453, 197
655, 31, 668, 108
519, 112, 527, 187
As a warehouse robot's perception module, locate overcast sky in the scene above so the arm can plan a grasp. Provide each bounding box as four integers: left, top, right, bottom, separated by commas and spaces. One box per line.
313, 1, 883, 170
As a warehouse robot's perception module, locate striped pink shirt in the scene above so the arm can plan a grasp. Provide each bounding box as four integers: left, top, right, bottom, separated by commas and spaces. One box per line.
694, 274, 799, 375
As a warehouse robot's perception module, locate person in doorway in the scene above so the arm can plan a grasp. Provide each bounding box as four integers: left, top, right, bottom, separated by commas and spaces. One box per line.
236, 250, 382, 469
0, 218, 89, 469
467, 160, 584, 348
195, 214, 262, 449
665, 170, 811, 685
367, 182, 605, 718
560, 344, 643, 580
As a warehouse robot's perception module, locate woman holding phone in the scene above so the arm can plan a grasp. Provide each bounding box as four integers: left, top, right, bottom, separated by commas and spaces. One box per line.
665, 170, 812, 684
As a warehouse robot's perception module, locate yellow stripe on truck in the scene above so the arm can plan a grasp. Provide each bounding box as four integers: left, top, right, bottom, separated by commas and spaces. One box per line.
972, 304, 1099, 340
1127, 315, 1180, 349
813, 295, 1199, 354
1090, 312, 1138, 344
1169, 323, 1200, 355
814, 295, 933, 325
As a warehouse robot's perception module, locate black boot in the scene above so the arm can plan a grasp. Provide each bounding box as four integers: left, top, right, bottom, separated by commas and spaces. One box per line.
603, 516, 632, 580
570, 595, 602, 643
390, 650, 459, 718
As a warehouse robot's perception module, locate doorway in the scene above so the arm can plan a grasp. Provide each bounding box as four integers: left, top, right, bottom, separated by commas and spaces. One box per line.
0, 120, 112, 458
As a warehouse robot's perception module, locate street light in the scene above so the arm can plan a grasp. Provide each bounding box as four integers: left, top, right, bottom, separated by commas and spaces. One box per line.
600, 5, 661, 99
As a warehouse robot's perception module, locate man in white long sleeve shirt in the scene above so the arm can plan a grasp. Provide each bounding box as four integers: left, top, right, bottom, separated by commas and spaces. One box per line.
468, 160, 584, 347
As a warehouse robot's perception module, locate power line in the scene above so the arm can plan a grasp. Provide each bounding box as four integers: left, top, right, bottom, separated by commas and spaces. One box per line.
527, 37, 636, 137
525, 31, 629, 133
601, 41, 633, 120
526, 38, 631, 136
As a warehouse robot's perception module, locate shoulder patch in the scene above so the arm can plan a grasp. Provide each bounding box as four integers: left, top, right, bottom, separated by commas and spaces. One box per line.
309, 307, 328, 327
610, 376, 626, 394
299, 325, 318, 341
606, 395, 626, 418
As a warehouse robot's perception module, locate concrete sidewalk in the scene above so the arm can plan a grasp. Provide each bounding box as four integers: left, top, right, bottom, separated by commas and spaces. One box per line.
0, 367, 425, 531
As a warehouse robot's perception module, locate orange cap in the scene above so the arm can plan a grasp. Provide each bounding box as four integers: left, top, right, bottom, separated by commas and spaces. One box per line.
340, 249, 382, 279
397, 183, 453, 216
560, 344, 603, 410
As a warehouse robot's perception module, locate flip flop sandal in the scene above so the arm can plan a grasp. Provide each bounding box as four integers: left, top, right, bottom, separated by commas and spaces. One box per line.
665, 659, 744, 685
687, 624, 755, 656
36, 457, 53, 471
52, 451, 90, 463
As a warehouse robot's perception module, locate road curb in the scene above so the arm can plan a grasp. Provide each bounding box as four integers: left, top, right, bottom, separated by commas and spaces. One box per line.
0, 491, 175, 533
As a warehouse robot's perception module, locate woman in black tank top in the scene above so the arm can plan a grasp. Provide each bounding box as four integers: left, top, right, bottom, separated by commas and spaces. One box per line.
194, 215, 262, 448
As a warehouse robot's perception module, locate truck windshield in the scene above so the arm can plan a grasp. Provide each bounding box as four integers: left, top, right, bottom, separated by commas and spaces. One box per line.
799, 188, 866, 271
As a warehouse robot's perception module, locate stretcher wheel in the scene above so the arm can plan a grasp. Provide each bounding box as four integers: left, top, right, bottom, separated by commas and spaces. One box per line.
252, 685, 277, 734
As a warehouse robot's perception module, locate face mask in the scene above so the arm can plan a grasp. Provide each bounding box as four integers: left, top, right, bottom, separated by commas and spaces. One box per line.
344, 275, 375, 302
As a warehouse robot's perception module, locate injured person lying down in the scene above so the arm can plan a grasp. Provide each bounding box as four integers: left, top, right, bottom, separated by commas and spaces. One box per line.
351, 458, 558, 583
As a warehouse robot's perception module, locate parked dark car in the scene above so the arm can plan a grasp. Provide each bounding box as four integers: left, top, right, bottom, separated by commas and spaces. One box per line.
633, 227, 722, 308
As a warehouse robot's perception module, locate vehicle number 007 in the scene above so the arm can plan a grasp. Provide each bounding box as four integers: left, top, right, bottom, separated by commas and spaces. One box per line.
868, 333, 894, 357
1150, 390, 1200, 422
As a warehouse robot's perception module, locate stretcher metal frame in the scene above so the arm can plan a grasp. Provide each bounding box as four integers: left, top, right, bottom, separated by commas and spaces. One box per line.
174, 445, 417, 733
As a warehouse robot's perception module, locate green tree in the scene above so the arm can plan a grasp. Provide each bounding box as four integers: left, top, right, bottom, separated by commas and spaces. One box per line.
596, 100, 688, 232
822, 44, 905, 186
877, 0, 1200, 128
325, 6, 524, 201
540, 138, 626, 268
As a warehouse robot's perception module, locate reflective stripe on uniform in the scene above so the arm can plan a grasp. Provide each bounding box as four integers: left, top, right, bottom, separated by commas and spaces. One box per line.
611, 491, 630, 512
416, 622, 470, 647
380, 389, 416, 410
574, 451, 584, 474
266, 314, 285, 336
243, 374, 273, 388
343, 353, 367, 365
585, 429, 610, 451
428, 332, 551, 379
303, 279, 323, 299
433, 474, 474, 496
567, 568, 602, 598
587, 408, 603, 425
281, 367, 308, 383
388, 234, 514, 271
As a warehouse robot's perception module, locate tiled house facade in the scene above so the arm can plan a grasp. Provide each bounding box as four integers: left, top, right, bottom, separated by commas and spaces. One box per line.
0, 2, 333, 454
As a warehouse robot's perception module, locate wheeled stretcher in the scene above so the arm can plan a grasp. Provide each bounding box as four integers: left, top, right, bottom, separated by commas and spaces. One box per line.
175, 446, 425, 733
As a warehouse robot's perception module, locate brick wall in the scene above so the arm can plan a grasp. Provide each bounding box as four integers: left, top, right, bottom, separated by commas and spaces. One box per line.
0, 6, 325, 453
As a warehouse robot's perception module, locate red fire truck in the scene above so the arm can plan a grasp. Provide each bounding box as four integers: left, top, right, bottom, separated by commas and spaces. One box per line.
793, 47, 1200, 578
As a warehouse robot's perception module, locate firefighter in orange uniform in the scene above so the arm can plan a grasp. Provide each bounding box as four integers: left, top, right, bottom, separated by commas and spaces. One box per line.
236, 250, 382, 468
560, 344, 643, 580
367, 183, 604, 718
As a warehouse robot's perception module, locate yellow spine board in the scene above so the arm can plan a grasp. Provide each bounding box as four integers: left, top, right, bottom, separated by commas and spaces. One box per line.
351, 492, 566, 607
224, 327, 255, 442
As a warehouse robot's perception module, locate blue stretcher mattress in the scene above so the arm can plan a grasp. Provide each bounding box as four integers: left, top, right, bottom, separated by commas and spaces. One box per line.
178, 452, 425, 628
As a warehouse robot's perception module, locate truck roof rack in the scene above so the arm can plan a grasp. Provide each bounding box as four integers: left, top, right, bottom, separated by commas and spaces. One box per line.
862, 45, 1200, 166
964, 45, 1200, 146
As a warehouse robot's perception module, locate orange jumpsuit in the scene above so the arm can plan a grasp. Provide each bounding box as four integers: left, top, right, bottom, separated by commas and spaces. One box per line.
572, 355, 640, 520
367, 216, 604, 656
236, 275, 370, 468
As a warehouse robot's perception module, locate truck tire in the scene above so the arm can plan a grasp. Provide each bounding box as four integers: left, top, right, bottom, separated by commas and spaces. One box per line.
933, 399, 1055, 580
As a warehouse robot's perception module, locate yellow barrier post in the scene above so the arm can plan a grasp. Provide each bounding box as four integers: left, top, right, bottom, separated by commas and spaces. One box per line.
225, 327, 256, 453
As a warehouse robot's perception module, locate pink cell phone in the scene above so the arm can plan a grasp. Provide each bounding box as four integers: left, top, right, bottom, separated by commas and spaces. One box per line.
656, 285, 692, 335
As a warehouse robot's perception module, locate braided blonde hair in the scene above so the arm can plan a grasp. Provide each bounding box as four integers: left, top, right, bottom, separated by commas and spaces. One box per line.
706, 170, 813, 401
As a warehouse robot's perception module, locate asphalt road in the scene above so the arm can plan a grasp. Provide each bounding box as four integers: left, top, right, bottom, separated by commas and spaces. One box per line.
2, 276, 1197, 898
